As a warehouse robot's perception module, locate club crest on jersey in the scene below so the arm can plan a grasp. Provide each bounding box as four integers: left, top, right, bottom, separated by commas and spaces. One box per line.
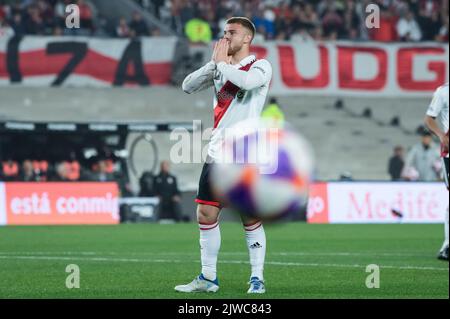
237, 90, 246, 100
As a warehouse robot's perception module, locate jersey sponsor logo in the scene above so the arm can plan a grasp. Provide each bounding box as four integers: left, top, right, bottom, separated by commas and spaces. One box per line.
213, 60, 256, 128
217, 90, 236, 102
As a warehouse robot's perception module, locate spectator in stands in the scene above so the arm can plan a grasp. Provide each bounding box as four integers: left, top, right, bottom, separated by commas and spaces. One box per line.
368, 6, 398, 42
0, 14, 14, 38
437, 15, 449, 42
153, 160, 182, 221
302, 2, 320, 35
23, 4, 46, 35
78, 0, 94, 34
53, 0, 67, 26
53, 162, 69, 182
116, 17, 131, 37
388, 146, 405, 181
417, 9, 442, 41
9, 13, 26, 36
61, 152, 81, 181
0, 5, 5, 21
53, 25, 63, 35
321, 4, 345, 40
91, 160, 115, 182
396, 9, 422, 41
129, 11, 149, 37
403, 131, 441, 181
178, 0, 195, 31
342, 0, 360, 40
20, 160, 39, 182
185, 16, 212, 43
1, 159, 19, 181
253, 6, 276, 40
150, 27, 161, 36
262, 97, 285, 128
139, 171, 156, 197
151, 0, 165, 19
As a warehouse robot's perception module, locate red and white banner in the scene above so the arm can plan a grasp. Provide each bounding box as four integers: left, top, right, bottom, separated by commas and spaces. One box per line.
307, 182, 449, 224
249, 41, 449, 97
0, 182, 119, 225
1, 36, 447, 96
0, 36, 178, 87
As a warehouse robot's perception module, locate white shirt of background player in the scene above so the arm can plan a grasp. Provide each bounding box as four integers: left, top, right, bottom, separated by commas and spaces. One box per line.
425, 83, 449, 158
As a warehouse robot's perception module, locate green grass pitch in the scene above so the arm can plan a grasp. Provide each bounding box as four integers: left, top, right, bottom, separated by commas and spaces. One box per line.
0, 223, 448, 299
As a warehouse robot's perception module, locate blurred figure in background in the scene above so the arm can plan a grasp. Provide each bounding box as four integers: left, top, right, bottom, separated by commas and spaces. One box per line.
261, 97, 285, 128
388, 145, 405, 181
20, 160, 39, 182
1, 159, 19, 181
153, 160, 182, 222
139, 171, 156, 197
397, 8, 422, 41
91, 160, 115, 182
129, 11, 149, 37
53, 162, 69, 182
116, 17, 131, 38
403, 131, 441, 181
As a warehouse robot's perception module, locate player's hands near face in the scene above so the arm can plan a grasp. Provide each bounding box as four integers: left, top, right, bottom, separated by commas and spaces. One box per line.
211, 41, 219, 63
213, 39, 230, 64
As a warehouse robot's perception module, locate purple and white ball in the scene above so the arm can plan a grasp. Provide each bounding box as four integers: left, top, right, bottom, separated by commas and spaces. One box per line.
211, 118, 315, 220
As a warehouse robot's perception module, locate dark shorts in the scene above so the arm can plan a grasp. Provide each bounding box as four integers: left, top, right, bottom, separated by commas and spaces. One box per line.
444, 157, 449, 190
195, 162, 222, 208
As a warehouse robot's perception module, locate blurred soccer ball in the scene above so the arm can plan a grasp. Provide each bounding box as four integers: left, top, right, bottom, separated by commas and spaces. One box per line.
211, 118, 314, 220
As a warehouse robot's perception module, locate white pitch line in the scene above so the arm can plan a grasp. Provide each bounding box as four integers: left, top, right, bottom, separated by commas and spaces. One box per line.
0, 251, 435, 257
0, 255, 447, 272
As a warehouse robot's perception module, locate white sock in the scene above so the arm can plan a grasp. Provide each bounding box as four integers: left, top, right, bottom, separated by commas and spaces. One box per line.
442, 207, 449, 251
199, 221, 221, 281
244, 221, 266, 281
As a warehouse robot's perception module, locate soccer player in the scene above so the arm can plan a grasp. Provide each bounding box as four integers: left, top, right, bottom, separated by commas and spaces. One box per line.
175, 17, 273, 293
424, 82, 449, 261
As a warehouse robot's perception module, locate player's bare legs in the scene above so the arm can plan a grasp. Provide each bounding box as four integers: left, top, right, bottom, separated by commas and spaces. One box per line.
175, 204, 221, 293
241, 215, 266, 293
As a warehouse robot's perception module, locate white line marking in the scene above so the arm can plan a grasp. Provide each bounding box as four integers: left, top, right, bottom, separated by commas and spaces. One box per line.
0, 255, 447, 272
0, 251, 436, 257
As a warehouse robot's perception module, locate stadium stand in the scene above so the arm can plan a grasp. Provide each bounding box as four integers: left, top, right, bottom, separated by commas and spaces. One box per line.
0, 0, 448, 208
0, 0, 448, 41
133, 0, 449, 42
0, 86, 431, 189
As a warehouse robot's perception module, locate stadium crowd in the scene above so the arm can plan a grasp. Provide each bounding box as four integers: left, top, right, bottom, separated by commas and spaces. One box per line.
0, 0, 448, 41
0, 0, 97, 36
146, 0, 449, 42
0, 157, 118, 182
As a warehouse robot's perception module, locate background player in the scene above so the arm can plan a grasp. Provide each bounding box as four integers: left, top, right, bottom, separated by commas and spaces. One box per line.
424, 83, 449, 261
175, 17, 273, 294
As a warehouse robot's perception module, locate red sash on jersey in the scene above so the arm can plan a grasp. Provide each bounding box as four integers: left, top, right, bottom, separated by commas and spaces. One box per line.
442, 130, 449, 157
213, 59, 256, 129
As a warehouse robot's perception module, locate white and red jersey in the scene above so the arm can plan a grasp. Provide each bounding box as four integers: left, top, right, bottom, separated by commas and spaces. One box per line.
427, 83, 449, 158
182, 54, 273, 160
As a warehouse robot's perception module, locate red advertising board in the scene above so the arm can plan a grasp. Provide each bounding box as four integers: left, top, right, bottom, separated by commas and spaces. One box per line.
0, 182, 119, 225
